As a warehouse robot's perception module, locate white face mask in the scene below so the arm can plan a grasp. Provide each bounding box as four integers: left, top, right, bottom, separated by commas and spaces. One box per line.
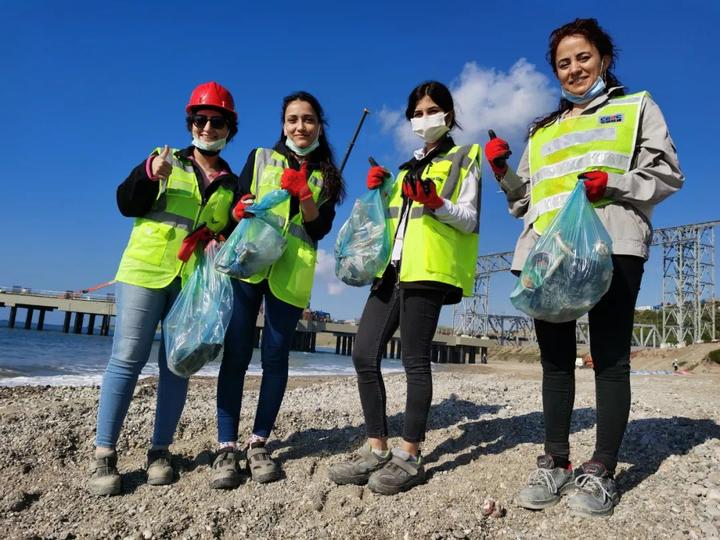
285, 135, 320, 156
411, 112, 450, 143
192, 136, 227, 152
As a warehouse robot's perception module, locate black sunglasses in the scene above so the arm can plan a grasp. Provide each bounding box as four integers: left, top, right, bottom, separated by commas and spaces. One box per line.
190, 114, 228, 130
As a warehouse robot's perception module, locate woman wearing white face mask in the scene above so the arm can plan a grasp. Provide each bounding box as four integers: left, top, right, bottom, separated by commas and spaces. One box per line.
329, 81, 482, 495
485, 18, 683, 517
209, 91, 345, 489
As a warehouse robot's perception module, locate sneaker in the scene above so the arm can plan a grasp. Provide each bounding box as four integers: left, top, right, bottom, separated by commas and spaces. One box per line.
328, 444, 391, 486
146, 449, 174, 486
88, 451, 122, 496
515, 455, 575, 510
367, 449, 425, 495
210, 448, 242, 490
567, 461, 620, 517
246, 442, 280, 484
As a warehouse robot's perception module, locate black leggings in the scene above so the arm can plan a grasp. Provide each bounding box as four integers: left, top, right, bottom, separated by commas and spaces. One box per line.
536, 255, 644, 474
352, 281, 445, 444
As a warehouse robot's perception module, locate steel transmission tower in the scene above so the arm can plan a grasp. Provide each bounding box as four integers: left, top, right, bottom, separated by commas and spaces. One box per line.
654, 220, 718, 344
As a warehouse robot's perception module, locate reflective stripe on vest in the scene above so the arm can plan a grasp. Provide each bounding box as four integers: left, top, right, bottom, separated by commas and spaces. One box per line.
526, 92, 645, 234
115, 148, 233, 289
243, 148, 324, 308
383, 144, 481, 296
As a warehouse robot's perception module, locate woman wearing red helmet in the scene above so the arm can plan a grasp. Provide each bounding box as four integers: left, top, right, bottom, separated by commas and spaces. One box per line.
208, 91, 345, 489
89, 82, 240, 496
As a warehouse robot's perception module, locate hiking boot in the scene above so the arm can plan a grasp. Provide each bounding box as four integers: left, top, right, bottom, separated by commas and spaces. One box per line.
88, 451, 121, 496
515, 455, 575, 510
146, 449, 174, 486
210, 448, 242, 490
246, 442, 280, 484
567, 461, 620, 517
328, 444, 392, 486
367, 449, 425, 495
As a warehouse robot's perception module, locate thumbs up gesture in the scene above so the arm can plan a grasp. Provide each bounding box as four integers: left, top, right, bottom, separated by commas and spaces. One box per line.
281, 161, 312, 201
150, 145, 173, 181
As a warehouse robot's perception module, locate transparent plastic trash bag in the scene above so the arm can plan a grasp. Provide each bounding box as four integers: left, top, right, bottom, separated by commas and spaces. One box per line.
214, 189, 290, 279
164, 242, 234, 378
510, 181, 613, 323
334, 175, 393, 286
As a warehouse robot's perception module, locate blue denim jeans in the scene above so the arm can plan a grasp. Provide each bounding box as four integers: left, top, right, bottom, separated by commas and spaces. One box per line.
216, 279, 303, 443
95, 279, 188, 448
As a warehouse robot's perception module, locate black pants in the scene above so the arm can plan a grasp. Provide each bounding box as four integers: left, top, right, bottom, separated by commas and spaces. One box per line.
352, 278, 445, 444
535, 255, 644, 474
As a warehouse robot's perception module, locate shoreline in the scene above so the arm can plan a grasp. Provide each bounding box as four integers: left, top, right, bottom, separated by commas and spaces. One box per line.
1, 359, 718, 538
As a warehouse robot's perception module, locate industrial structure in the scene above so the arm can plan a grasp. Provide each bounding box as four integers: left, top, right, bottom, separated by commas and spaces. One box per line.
453, 219, 719, 346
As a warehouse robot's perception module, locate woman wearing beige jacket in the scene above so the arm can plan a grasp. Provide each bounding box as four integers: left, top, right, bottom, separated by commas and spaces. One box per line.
485, 18, 683, 518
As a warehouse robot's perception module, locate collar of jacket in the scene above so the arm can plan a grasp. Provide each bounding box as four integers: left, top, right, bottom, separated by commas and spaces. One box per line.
398, 135, 456, 172
177, 145, 237, 197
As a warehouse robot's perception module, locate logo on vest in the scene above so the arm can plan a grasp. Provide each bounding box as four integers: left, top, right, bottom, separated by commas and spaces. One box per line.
599, 113, 624, 124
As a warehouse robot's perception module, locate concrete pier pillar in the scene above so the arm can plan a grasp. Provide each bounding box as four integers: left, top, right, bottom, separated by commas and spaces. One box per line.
396, 340, 401, 359
310, 332, 316, 352
101, 315, 110, 336
63, 312, 71, 333
87, 314, 97, 335
9, 306, 17, 328
347, 336, 353, 357
37, 309, 47, 331
73, 313, 84, 334
24, 308, 34, 329
390, 340, 396, 359
335, 335, 341, 355
468, 347, 476, 364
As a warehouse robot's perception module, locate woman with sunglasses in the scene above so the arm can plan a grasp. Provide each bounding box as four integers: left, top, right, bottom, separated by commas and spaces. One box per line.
329, 81, 481, 495
485, 18, 683, 517
89, 82, 239, 496
208, 91, 345, 489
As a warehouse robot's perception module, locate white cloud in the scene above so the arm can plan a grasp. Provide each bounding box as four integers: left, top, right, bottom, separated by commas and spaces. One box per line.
314, 248, 345, 296
381, 58, 557, 154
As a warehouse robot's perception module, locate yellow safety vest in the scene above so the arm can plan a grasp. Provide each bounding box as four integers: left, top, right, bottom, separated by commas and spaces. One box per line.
383, 144, 481, 296
243, 148, 325, 308
527, 91, 647, 234
115, 148, 234, 289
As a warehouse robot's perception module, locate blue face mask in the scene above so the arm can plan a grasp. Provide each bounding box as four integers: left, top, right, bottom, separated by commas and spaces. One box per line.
561, 74, 606, 104
285, 135, 320, 156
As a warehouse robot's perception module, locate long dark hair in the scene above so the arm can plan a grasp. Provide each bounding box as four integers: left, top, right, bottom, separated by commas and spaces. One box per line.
277, 91, 345, 204
405, 81, 462, 130
529, 18, 624, 137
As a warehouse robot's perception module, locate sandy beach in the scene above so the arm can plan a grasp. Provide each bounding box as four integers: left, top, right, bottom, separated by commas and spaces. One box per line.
1, 348, 719, 539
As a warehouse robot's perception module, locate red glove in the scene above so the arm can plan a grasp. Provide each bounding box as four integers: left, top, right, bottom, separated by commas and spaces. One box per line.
484, 137, 511, 176
232, 194, 256, 221
281, 161, 312, 201
402, 178, 444, 210
366, 165, 389, 189
579, 171, 608, 202
177, 226, 214, 262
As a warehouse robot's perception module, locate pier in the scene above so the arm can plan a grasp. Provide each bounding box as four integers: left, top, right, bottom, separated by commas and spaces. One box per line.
0, 289, 490, 365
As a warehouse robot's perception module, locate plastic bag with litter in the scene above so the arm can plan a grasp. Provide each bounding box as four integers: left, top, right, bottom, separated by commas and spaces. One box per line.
510, 181, 613, 323
164, 242, 234, 378
214, 189, 289, 279
334, 175, 393, 286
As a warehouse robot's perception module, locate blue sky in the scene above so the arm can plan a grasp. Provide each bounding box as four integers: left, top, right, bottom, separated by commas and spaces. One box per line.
1, 0, 718, 325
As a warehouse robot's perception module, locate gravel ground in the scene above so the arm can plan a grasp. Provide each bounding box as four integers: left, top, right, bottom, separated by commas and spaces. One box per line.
1, 358, 719, 539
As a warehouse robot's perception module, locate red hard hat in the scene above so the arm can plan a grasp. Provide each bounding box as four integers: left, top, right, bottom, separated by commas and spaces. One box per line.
186, 82, 236, 119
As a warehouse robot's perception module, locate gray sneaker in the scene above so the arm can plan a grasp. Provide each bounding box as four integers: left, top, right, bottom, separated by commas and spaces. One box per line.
328, 444, 391, 486
146, 449, 174, 486
88, 452, 122, 496
567, 461, 620, 517
367, 449, 425, 495
210, 448, 242, 490
515, 455, 575, 510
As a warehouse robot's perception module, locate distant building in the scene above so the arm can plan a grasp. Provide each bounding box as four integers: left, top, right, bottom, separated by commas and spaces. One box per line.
636, 305, 658, 312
